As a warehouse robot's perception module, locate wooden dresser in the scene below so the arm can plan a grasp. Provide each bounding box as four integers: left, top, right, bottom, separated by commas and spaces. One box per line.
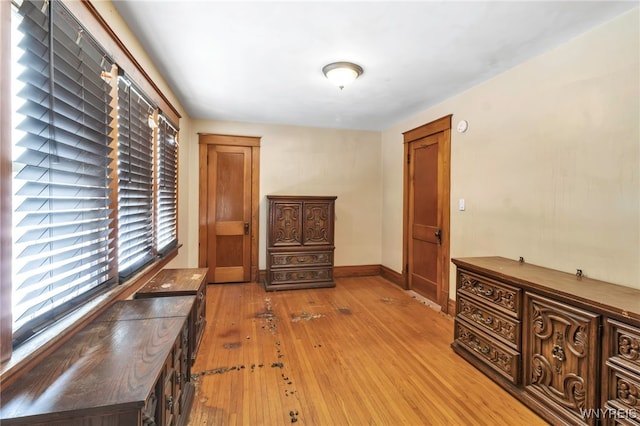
452, 256, 640, 426
265, 195, 337, 291
0, 296, 195, 426
136, 268, 208, 365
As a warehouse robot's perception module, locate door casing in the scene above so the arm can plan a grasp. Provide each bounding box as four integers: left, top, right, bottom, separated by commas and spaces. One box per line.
198, 134, 260, 283
402, 115, 452, 313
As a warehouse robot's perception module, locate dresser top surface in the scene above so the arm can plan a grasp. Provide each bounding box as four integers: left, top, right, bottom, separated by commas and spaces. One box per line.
137, 268, 208, 295
0, 316, 185, 421
95, 295, 195, 322
267, 195, 337, 201
453, 256, 640, 321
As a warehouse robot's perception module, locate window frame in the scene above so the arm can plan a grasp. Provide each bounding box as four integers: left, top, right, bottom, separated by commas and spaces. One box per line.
0, 0, 181, 384
1, 0, 13, 364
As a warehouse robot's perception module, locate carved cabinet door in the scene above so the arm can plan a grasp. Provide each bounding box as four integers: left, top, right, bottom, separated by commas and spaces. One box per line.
270, 202, 302, 246
303, 201, 334, 246
523, 292, 600, 425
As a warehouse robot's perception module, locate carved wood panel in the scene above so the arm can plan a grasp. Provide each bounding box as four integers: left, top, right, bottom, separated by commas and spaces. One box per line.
458, 271, 521, 318
271, 268, 332, 284
604, 319, 640, 425
524, 292, 600, 423
607, 367, 640, 411
303, 202, 333, 245
457, 295, 521, 349
271, 202, 302, 246
608, 319, 640, 370
455, 321, 520, 384
603, 402, 640, 426
270, 251, 333, 268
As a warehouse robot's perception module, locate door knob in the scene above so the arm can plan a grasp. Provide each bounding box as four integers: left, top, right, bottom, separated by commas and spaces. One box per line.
244, 222, 250, 235
434, 229, 442, 245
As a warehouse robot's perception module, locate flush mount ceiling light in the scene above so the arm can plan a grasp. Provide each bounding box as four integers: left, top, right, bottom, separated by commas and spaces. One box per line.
322, 61, 363, 90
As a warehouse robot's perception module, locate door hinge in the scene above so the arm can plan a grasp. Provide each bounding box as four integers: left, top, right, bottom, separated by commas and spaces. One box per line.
405, 263, 409, 273
407, 153, 411, 164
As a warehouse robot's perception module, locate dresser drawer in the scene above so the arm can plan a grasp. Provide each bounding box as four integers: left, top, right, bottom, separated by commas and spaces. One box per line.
269, 267, 332, 285
604, 401, 640, 426
605, 363, 640, 413
607, 319, 640, 371
454, 319, 520, 384
269, 251, 333, 268
457, 294, 521, 350
458, 269, 521, 319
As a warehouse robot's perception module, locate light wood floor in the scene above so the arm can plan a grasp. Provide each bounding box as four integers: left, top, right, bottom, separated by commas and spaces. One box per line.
188, 276, 548, 425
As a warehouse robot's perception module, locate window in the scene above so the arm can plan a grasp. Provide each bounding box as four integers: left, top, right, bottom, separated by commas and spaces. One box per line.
11, 0, 116, 344
116, 75, 155, 278
157, 115, 179, 255
7, 0, 180, 351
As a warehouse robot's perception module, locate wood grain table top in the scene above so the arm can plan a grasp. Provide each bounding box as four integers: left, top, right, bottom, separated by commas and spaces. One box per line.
137, 268, 208, 296
95, 295, 195, 322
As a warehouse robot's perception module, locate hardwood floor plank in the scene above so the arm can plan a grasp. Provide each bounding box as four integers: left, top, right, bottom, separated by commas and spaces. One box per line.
189, 276, 547, 425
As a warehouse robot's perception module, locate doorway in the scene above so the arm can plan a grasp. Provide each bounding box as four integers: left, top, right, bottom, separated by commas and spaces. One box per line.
198, 134, 260, 283
403, 115, 451, 313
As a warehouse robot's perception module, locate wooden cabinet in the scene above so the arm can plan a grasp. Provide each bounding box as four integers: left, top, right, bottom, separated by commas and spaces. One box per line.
136, 268, 208, 366
452, 257, 640, 426
265, 195, 337, 291
0, 297, 195, 426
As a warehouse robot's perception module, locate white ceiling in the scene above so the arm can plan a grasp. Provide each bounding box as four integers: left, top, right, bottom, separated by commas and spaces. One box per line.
113, 1, 638, 131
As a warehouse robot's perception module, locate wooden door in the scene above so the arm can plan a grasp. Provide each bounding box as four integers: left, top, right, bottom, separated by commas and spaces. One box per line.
198, 134, 260, 284
403, 115, 451, 312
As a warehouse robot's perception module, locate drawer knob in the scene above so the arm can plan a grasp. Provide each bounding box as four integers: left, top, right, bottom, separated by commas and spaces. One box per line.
552, 344, 566, 373
476, 310, 493, 325
472, 337, 490, 354
484, 287, 494, 297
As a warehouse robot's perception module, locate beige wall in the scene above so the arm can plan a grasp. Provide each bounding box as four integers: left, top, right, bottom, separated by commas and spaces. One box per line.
95, 1, 639, 292
92, 1, 383, 272
173, 121, 382, 270
381, 9, 640, 293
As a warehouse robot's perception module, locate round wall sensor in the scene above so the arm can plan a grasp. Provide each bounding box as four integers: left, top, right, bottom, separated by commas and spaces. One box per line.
457, 120, 468, 133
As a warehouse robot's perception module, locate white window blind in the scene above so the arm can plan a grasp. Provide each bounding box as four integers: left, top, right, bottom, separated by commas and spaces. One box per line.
11, 0, 116, 343
117, 75, 155, 278
157, 115, 178, 255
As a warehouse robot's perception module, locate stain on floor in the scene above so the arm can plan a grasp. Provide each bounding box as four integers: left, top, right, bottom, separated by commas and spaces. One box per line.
291, 312, 324, 322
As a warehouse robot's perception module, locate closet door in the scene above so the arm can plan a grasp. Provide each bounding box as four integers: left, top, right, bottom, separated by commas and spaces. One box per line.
198, 134, 260, 283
